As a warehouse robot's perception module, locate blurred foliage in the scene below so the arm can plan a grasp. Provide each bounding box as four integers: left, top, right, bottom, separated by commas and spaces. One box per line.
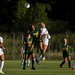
0, 0, 75, 32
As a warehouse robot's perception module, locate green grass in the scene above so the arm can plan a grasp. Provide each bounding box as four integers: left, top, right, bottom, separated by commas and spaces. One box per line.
3, 60, 75, 75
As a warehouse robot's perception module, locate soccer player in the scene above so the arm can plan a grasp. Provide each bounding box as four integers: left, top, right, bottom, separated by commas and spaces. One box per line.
60, 38, 71, 68
36, 22, 51, 61
23, 34, 35, 70
20, 33, 31, 68
0, 33, 5, 74
28, 25, 43, 64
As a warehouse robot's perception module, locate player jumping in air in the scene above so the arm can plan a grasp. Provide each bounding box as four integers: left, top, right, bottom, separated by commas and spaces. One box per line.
36, 22, 51, 62
28, 25, 43, 65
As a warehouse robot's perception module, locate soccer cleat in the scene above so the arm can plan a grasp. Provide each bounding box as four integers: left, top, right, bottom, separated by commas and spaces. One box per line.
31, 67, 35, 70
60, 65, 62, 68
0, 70, 4, 74
23, 66, 26, 70
23, 68, 26, 70
36, 59, 40, 65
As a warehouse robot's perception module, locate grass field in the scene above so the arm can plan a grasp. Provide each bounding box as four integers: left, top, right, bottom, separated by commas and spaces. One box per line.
3, 60, 75, 75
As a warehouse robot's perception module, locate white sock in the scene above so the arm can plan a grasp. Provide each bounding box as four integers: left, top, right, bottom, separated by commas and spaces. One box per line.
27, 59, 30, 66
22, 59, 24, 64
37, 53, 42, 61
0, 61, 4, 71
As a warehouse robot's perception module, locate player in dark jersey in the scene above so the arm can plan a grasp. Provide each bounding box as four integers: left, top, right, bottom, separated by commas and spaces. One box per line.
28, 25, 44, 65
60, 38, 71, 68
23, 34, 35, 70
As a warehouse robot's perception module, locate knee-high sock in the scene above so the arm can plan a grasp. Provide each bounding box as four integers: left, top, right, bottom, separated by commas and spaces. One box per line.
37, 49, 44, 61
0, 61, 4, 71
21, 59, 24, 65
27, 59, 30, 66
32, 59, 34, 68
68, 60, 71, 68
37, 53, 42, 61
23, 60, 27, 69
60, 61, 65, 66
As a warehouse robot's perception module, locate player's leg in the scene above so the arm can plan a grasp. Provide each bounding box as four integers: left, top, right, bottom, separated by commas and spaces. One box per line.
20, 46, 25, 67
67, 56, 71, 68
21, 53, 25, 67
36, 41, 43, 64
27, 58, 30, 67
0, 54, 4, 74
42, 44, 48, 61
23, 54, 28, 70
41, 39, 49, 61
60, 57, 67, 68
27, 52, 31, 67
60, 51, 67, 68
31, 53, 35, 70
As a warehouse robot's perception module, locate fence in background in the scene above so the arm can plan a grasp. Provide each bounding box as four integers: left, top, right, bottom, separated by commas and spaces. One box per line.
2, 32, 75, 60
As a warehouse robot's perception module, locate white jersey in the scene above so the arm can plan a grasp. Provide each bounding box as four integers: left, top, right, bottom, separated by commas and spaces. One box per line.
40, 27, 51, 45
0, 36, 3, 43
40, 28, 48, 39
40, 28, 51, 40
0, 36, 4, 55
0, 46, 4, 55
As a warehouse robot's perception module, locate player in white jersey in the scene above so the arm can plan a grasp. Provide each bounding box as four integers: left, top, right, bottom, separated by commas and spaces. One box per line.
40, 22, 51, 60
0, 33, 5, 74
0, 36, 3, 43
36, 22, 51, 63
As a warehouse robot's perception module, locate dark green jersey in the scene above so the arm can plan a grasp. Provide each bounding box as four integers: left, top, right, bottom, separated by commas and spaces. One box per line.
62, 44, 70, 51
23, 37, 34, 48
29, 28, 41, 41
62, 43, 71, 57
23, 36, 34, 54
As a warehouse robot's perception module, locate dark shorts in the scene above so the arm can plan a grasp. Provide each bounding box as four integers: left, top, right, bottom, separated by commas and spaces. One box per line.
24, 47, 30, 54
34, 38, 42, 47
63, 50, 70, 58
25, 47, 34, 54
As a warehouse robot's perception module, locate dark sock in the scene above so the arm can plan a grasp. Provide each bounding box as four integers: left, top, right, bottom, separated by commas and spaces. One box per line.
60, 61, 65, 66
40, 49, 44, 57
32, 59, 34, 68
68, 60, 71, 68
23, 60, 26, 70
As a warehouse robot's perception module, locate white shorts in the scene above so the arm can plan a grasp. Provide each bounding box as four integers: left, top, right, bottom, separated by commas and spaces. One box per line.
42, 38, 49, 45
0, 51, 4, 56
0, 48, 4, 55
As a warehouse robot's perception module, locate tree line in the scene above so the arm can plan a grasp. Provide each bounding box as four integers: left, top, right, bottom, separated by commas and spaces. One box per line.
0, 0, 75, 33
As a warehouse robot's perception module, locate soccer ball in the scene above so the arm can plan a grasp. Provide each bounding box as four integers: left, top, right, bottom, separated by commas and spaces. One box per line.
24, 3, 30, 8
